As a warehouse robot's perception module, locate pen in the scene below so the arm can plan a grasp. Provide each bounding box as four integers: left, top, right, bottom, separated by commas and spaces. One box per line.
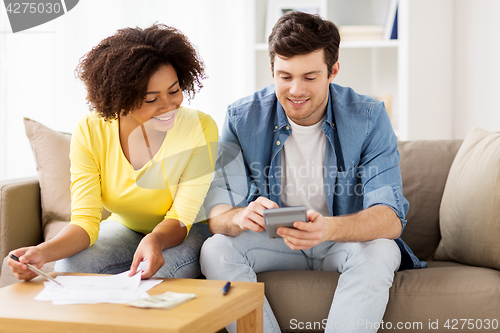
9, 254, 64, 287
222, 281, 231, 295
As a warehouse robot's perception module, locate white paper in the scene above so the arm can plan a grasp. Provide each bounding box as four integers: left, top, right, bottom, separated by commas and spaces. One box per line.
35, 262, 163, 305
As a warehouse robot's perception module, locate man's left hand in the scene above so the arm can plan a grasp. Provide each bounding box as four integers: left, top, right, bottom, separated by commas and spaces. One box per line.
277, 210, 329, 250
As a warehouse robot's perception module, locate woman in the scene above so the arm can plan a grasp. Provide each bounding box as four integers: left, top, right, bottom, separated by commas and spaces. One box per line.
8, 24, 218, 280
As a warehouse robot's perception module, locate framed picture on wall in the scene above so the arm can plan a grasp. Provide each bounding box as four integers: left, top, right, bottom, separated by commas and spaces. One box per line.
265, 0, 324, 41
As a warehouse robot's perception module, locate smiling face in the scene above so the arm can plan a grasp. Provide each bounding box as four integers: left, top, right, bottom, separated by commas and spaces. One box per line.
128, 64, 183, 132
273, 49, 339, 126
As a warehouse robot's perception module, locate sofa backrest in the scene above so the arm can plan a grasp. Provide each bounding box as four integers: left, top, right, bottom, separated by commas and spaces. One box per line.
398, 140, 463, 261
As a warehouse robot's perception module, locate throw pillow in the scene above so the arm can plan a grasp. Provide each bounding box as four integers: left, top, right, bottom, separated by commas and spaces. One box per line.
434, 128, 500, 270
24, 118, 72, 228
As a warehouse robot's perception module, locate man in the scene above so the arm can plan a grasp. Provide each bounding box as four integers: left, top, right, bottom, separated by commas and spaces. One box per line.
201, 11, 425, 333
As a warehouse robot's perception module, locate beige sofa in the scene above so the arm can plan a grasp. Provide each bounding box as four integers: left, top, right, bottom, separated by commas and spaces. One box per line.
1, 119, 500, 333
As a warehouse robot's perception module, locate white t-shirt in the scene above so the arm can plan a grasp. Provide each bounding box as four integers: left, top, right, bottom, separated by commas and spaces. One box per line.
280, 116, 330, 216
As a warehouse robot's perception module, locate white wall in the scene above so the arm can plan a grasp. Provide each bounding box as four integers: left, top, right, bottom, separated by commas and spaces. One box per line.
406, 0, 454, 141
380, 0, 500, 141
453, 0, 500, 139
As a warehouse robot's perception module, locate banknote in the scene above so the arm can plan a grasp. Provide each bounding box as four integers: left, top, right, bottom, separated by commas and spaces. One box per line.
127, 291, 197, 309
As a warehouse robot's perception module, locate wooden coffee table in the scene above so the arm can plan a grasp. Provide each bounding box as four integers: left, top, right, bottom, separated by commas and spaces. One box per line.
0, 273, 264, 333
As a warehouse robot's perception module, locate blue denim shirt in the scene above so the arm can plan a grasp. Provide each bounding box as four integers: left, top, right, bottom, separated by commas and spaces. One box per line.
205, 83, 426, 270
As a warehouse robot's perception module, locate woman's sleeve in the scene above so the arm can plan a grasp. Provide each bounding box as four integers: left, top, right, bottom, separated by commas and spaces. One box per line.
69, 118, 103, 246
164, 113, 218, 234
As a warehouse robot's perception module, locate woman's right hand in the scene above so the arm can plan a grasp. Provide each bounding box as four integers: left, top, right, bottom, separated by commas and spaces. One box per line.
7, 224, 91, 281
7, 247, 46, 281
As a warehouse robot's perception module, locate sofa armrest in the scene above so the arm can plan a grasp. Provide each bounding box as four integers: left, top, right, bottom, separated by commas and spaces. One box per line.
0, 177, 43, 263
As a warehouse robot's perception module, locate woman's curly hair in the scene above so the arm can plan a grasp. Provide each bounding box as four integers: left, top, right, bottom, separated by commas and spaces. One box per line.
75, 23, 206, 121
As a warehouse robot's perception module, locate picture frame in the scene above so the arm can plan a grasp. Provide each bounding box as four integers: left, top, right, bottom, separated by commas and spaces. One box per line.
265, 0, 324, 41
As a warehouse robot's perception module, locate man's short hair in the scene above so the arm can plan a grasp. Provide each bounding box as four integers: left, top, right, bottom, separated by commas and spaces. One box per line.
268, 11, 341, 77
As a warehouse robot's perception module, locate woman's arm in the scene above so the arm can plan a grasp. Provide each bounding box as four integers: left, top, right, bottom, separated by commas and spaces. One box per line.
37, 224, 91, 261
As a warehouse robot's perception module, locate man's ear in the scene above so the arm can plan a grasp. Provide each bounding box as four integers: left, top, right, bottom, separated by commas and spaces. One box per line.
329, 62, 340, 82
270, 63, 274, 78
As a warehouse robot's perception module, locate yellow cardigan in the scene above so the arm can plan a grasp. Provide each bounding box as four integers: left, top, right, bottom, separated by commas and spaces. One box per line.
69, 108, 218, 246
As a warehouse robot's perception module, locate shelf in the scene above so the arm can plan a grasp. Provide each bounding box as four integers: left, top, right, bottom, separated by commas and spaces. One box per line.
255, 39, 399, 51
340, 39, 399, 49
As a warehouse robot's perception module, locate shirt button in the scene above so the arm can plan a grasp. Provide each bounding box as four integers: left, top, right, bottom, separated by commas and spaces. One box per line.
276, 140, 281, 146
285, 126, 290, 130
275, 125, 278, 129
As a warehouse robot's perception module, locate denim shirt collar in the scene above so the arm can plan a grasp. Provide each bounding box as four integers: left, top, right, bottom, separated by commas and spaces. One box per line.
324, 86, 336, 129
274, 101, 289, 132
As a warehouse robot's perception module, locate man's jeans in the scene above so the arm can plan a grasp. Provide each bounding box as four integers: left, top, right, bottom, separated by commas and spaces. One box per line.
55, 221, 211, 278
200, 231, 401, 333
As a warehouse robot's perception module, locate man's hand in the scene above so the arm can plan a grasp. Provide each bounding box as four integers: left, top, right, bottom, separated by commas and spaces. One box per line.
129, 233, 165, 279
8, 247, 46, 281
277, 210, 329, 250
232, 196, 279, 233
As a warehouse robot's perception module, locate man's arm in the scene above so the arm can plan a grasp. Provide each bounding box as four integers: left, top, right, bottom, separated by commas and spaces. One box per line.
278, 205, 402, 250
208, 204, 245, 236
324, 205, 402, 242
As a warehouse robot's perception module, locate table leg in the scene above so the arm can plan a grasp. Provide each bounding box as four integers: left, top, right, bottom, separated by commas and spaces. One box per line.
236, 305, 263, 333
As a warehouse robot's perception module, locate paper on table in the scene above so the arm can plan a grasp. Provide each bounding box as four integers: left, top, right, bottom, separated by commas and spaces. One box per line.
35, 262, 162, 305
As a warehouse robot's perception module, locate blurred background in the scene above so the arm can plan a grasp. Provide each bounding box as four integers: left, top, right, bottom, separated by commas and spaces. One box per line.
0, 0, 499, 181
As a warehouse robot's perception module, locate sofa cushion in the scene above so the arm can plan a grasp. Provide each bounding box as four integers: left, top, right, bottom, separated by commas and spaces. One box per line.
434, 128, 500, 270
258, 263, 500, 333
44, 220, 70, 242
397, 140, 462, 261
24, 118, 72, 228
23, 118, 110, 238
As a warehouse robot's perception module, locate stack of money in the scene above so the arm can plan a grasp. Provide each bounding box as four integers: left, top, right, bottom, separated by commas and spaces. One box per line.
127, 291, 197, 309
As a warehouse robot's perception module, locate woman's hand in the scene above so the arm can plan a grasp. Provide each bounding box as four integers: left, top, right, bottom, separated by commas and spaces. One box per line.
129, 233, 165, 279
128, 219, 187, 279
8, 246, 47, 281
